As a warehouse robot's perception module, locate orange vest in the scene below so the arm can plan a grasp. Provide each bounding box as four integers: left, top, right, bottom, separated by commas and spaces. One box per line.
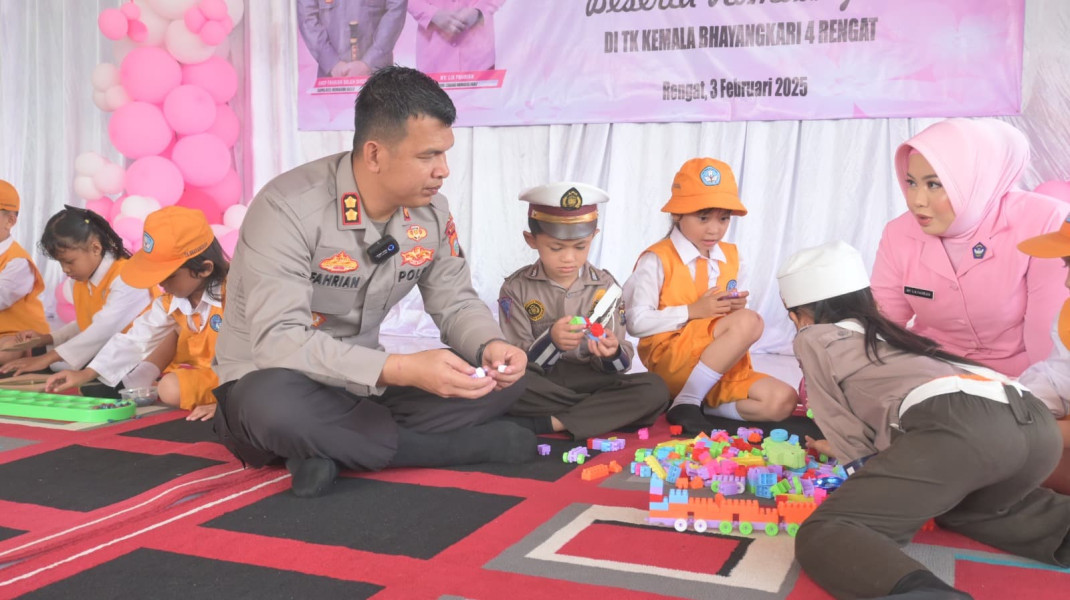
0, 240, 49, 336
161, 291, 225, 371
636, 238, 752, 396
1059, 298, 1070, 351
73, 257, 128, 331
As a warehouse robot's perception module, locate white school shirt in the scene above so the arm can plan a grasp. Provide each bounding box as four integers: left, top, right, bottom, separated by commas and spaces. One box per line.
51, 254, 153, 370
623, 227, 747, 339
1017, 313, 1070, 418
0, 237, 33, 310
89, 286, 223, 387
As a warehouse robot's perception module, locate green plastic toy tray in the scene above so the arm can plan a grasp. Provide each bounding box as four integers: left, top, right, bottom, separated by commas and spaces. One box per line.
0, 389, 136, 423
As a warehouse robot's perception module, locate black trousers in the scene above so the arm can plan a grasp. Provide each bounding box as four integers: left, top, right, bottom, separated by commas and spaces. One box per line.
213, 368, 525, 471
795, 388, 1070, 599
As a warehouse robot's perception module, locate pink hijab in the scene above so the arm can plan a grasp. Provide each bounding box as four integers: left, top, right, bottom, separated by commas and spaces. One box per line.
894, 118, 1029, 240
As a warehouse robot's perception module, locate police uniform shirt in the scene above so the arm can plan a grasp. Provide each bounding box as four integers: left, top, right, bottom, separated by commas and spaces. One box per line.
499, 261, 630, 373
214, 151, 502, 397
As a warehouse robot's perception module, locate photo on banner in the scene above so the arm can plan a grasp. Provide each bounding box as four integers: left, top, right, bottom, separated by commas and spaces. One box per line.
296, 0, 1025, 130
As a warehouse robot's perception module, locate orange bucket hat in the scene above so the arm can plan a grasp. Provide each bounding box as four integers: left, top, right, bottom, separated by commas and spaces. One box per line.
660, 158, 747, 216
122, 206, 215, 289
0, 179, 19, 212
1018, 212, 1070, 258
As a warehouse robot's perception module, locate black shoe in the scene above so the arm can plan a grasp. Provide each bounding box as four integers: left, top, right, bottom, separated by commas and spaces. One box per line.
666, 404, 713, 435
286, 457, 339, 498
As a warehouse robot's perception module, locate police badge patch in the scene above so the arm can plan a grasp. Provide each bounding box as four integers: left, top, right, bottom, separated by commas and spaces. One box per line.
524, 299, 546, 321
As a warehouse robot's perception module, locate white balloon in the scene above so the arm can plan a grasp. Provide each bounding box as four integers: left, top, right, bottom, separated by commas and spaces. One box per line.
91, 63, 120, 91
134, 0, 171, 46
222, 204, 246, 229
210, 223, 233, 238
146, 0, 199, 21
93, 90, 111, 112
121, 195, 162, 220
62, 277, 74, 303
223, 0, 244, 26
93, 163, 126, 196
104, 85, 131, 111
74, 175, 103, 200
165, 20, 215, 64
74, 152, 106, 176
113, 38, 136, 63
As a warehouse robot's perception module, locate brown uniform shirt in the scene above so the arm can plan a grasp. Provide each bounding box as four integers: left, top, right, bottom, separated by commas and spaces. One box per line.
498, 261, 630, 373
214, 152, 503, 397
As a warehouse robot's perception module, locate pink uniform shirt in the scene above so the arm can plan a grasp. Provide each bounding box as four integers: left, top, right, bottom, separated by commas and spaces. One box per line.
871, 119, 1069, 376
408, 0, 504, 74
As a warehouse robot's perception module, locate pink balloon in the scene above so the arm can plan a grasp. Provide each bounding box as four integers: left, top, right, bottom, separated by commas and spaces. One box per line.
205, 103, 239, 147
108, 101, 174, 158
99, 9, 128, 41
85, 198, 114, 218
200, 20, 228, 45
176, 188, 224, 224
1034, 180, 1070, 204
92, 163, 126, 196
120, 46, 182, 103
200, 168, 241, 209
181, 56, 237, 103
113, 216, 146, 252
56, 298, 77, 324
201, 0, 229, 20
125, 156, 185, 206
171, 133, 231, 187
121, 3, 141, 20
184, 7, 207, 33
163, 84, 217, 135
219, 229, 239, 257
109, 195, 127, 222
128, 20, 148, 43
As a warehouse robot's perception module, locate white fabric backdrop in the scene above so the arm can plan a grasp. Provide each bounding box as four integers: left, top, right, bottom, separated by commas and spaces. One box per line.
3, 0, 1069, 356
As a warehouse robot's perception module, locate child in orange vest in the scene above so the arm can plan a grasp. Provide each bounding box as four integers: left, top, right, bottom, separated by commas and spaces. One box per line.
1018, 214, 1070, 495
45, 207, 227, 421
3, 205, 153, 376
623, 158, 797, 434
0, 180, 49, 366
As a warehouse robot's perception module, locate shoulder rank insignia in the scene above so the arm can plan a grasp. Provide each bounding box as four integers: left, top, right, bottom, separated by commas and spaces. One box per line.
341, 193, 361, 225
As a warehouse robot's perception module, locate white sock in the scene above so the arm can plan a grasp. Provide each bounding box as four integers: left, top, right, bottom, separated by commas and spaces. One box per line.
123, 361, 161, 390
670, 361, 722, 409
704, 402, 743, 420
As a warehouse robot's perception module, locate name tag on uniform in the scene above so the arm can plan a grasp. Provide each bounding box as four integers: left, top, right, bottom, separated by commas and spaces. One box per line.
904, 286, 934, 299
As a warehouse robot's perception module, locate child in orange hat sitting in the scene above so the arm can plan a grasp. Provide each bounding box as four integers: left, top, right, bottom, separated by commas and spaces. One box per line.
45, 206, 228, 421
1018, 213, 1070, 494
0, 179, 50, 366
623, 158, 798, 434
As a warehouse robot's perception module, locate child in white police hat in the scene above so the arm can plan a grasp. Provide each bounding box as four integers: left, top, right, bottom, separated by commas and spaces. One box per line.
496, 182, 669, 439
778, 241, 1070, 600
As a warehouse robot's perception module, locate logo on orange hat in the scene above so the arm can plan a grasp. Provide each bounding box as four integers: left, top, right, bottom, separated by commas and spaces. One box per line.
406, 225, 427, 241
319, 251, 359, 273
700, 166, 720, 186
143, 233, 155, 253
401, 246, 434, 267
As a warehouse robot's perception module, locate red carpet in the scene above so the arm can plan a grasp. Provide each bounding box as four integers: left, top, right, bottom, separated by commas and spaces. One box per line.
0, 412, 1066, 599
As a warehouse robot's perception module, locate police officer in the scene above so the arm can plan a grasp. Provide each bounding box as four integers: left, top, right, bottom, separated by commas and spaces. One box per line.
213, 66, 533, 498
296, 0, 407, 78
497, 183, 670, 439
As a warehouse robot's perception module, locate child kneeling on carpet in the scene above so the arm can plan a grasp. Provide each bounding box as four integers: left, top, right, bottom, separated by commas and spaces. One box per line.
497, 182, 670, 438
622, 158, 797, 434
1017, 215, 1070, 495
3, 205, 153, 379
778, 241, 1070, 600
0, 180, 50, 366
45, 207, 227, 421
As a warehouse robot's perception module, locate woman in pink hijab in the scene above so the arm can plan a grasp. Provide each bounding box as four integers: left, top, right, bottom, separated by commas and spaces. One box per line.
871, 118, 1068, 376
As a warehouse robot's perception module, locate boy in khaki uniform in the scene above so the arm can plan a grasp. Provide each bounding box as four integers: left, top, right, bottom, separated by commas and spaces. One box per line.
498, 182, 669, 439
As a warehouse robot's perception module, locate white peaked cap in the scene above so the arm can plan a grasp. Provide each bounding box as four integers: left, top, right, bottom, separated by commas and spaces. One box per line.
777, 241, 871, 308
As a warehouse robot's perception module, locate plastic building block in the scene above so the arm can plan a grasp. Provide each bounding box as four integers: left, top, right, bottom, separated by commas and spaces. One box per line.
637, 427, 649, 440
668, 424, 683, 436
537, 444, 551, 456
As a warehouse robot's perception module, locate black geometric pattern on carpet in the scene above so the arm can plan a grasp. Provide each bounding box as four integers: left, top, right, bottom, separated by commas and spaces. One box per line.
202, 478, 523, 559
19, 548, 383, 600
0, 525, 25, 542
120, 417, 218, 444
444, 437, 599, 481
0, 445, 222, 512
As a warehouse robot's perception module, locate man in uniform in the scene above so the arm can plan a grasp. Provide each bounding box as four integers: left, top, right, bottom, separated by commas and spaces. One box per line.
497, 182, 670, 439
213, 66, 533, 498
296, 0, 407, 78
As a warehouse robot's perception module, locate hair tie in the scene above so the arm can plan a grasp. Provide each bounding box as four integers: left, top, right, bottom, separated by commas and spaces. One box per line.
84, 218, 90, 224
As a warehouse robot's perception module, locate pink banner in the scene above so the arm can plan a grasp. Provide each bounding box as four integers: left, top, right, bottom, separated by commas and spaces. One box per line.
296, 0, 1024, 130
